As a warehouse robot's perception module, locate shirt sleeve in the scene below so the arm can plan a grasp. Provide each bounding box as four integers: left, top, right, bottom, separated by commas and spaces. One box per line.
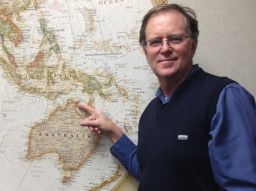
110, 134, 140, 180
209, 83, 256, 191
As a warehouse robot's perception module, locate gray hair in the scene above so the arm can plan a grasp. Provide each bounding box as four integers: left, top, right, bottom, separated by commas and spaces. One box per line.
139, 3, 199, 46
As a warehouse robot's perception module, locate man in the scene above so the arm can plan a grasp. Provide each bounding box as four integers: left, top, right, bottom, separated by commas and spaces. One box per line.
79, 4, 256, 191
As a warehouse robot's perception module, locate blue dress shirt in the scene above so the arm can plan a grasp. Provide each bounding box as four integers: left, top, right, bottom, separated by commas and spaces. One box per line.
110, 81, 256, 190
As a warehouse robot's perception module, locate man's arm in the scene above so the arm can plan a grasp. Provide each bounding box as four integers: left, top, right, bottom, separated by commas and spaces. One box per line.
110, 134, 140, 180
209, 83, 256, 190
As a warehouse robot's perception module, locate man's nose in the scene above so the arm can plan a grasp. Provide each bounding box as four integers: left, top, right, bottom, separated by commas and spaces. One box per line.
160, 40, 172, 53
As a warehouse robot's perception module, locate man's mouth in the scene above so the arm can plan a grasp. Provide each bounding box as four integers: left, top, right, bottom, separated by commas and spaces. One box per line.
158, 58, 177, 63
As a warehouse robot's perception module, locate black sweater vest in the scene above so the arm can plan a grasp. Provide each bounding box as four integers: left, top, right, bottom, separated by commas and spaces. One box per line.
137, 68, 233, 191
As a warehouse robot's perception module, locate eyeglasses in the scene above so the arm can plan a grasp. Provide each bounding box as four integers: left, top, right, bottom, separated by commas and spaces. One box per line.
145, 34, 191, 48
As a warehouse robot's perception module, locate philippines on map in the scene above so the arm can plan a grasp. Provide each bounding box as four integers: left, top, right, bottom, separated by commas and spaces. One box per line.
0, 0, 166, 190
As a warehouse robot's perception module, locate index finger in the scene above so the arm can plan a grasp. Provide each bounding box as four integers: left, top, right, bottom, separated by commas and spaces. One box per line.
78, 103, 96, 115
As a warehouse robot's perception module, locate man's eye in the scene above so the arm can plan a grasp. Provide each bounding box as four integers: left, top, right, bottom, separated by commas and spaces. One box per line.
168, 36, 182, 44
169, 36, 183, 44
149, 39, 162, 47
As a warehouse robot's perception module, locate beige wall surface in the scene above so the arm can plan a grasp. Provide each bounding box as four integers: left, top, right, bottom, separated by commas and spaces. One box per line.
175, 0, 256, 96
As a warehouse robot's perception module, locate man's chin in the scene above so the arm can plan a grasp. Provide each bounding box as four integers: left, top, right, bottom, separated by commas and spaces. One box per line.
157, 69, 176, 78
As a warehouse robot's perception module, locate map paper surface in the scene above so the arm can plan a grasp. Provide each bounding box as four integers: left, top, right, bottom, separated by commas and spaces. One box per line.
0, 0, 164, 190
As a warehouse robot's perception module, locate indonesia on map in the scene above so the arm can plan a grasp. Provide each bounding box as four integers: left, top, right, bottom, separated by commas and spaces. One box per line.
0, 0, 166, 190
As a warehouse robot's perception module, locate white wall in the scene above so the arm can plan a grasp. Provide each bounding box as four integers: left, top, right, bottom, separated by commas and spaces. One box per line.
175, 0, 256, 96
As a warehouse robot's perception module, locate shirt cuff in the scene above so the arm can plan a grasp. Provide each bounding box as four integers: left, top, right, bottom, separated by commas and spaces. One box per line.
110, 134, 137, 162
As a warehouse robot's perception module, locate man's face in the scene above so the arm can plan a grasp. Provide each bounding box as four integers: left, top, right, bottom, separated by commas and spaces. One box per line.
144, 10, 197, 81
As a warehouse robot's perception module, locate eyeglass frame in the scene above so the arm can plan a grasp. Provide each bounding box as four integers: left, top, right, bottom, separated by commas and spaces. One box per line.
143, 34, 191, 49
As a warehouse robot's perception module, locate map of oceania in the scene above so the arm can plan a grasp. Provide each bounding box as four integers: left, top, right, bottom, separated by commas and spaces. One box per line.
0, 0, 165, 190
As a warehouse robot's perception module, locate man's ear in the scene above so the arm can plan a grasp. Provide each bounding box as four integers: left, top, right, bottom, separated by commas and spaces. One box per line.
191, 41, 197, 57
143, 46, 147, 55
